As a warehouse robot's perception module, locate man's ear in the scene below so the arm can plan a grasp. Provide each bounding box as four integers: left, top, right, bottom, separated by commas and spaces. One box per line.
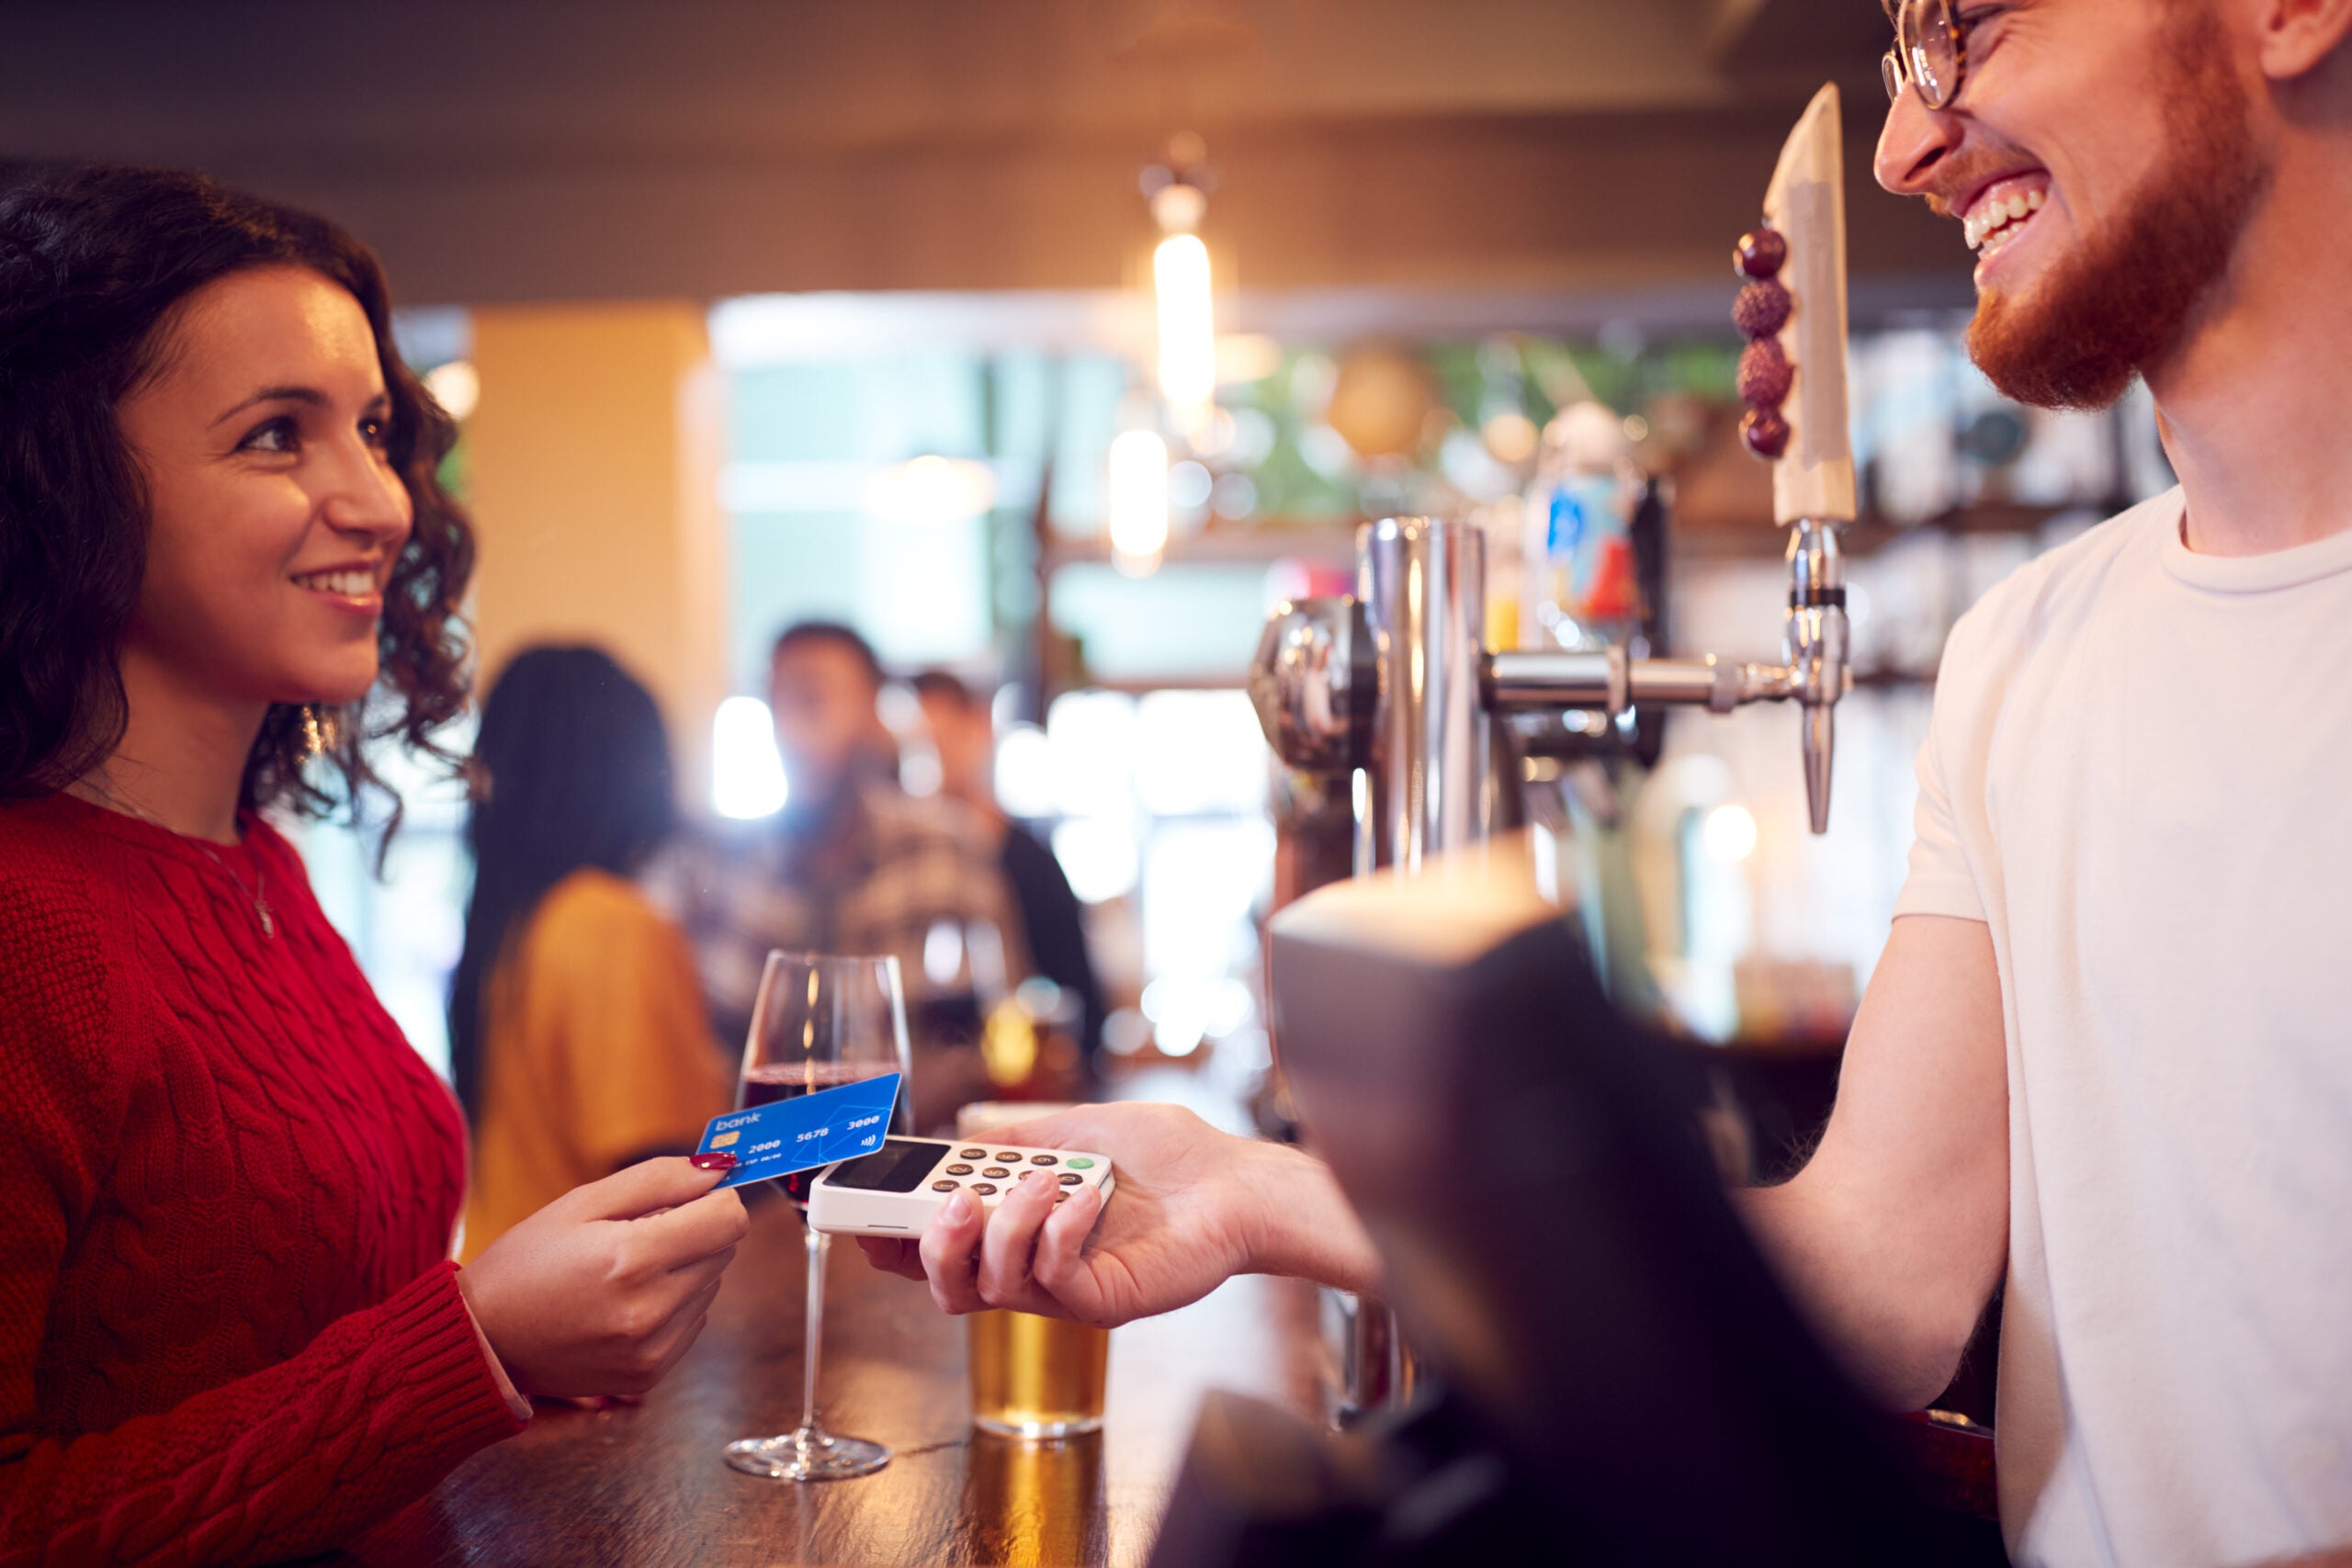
2250, 0, 2352, 81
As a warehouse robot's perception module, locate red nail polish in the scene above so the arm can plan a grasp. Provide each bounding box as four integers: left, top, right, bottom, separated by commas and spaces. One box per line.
690, 1151, 738, 1171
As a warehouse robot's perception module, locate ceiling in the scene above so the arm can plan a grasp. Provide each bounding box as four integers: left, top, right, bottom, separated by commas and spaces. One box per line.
2, 0, 1973, 315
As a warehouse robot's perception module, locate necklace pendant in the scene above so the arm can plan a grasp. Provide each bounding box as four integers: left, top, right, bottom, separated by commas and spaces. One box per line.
258, 899, 276, 938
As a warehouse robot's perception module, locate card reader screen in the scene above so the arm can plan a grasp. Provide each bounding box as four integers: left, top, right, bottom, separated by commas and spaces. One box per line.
824, 1139, 951, 1193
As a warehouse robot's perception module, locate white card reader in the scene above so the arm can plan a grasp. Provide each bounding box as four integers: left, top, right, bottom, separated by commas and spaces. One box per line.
805, 1136, 1115, 1237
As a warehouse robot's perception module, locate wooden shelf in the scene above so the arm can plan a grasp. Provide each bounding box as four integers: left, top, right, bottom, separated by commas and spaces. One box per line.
1042, 520, 1359, 573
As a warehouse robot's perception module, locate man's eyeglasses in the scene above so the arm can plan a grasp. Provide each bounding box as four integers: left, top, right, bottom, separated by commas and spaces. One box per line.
1881, 0, 1967, 110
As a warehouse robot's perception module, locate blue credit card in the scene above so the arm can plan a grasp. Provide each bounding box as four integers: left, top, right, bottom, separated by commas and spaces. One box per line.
695, 1072, 901, 1190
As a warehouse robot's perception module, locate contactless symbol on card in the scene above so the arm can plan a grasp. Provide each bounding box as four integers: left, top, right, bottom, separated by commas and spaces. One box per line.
694, 1073, 901, 1190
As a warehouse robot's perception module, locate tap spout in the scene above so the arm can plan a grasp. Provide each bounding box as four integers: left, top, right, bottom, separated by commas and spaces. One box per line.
1784, 518, 1849, 835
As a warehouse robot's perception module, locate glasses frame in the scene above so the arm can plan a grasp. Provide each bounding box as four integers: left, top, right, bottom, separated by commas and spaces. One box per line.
1880, 0, 1968, 112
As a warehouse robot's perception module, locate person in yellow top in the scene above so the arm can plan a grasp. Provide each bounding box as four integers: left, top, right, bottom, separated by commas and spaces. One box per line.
449, 646, 731, 1260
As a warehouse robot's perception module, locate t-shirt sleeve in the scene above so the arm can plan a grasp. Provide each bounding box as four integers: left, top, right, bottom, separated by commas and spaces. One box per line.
537, 882, 733, 1171
1893, 611, 1990, 924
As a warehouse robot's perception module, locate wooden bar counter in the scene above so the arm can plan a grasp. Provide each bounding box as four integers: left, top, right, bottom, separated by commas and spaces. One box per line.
344, 1191, 1327, 1567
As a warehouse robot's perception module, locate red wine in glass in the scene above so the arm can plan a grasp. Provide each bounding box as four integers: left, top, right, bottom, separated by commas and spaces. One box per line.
740, 1061, 904, 1206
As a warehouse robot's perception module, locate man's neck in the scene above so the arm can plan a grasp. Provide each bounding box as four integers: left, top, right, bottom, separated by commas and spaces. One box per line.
2149, 141, 2352, 557
68, 648, 265, 844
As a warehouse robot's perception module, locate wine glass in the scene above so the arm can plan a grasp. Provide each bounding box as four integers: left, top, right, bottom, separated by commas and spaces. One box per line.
724, 950, 912, 1482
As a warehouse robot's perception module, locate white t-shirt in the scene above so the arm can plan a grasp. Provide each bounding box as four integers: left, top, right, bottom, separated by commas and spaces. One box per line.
1894, 488, 2352, 1567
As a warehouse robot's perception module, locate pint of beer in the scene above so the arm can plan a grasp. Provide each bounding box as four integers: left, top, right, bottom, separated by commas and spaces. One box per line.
957, 1103, 1112, 1438
967, 1308, 1109, 1438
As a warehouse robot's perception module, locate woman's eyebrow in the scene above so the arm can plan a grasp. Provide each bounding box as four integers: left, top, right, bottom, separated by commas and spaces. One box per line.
209, 384, 327, 428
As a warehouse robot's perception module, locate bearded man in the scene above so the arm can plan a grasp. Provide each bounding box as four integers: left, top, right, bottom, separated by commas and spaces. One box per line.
865, 3, 2352, 1562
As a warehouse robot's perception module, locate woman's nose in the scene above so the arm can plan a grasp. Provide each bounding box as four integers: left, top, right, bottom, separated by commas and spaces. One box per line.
321, 439, 414, 544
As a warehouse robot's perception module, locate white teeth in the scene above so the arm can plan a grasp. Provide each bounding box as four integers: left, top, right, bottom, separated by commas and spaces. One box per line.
1965, 186, 2048, 253
297, 570, 376, 595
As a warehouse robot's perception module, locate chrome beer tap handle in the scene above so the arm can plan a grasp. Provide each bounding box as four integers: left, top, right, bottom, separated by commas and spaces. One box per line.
1250, 597, 1374, 774
1485, 648, 1796, 716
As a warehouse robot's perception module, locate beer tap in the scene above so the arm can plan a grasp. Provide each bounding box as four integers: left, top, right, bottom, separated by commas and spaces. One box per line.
1749, 84, 1857, 834
1251, 86, 1856, 844
1249, 86, 1855, 1428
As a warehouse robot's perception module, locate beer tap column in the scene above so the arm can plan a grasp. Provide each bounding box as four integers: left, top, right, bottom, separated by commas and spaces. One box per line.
1785, 518, 1848, 835
1362, 516, 1491, 874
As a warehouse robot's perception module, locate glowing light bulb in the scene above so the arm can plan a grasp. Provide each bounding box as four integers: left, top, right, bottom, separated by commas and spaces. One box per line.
423, 361, 480, 422
712, 696, 788, 818
1154, 234, 1215, 443
1702, 803, 1759, 864
1107, 428, 1170, 576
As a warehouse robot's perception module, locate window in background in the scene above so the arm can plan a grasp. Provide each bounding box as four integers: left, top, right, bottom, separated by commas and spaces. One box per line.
1047, 563, 1272, 683
291, 717, 474, 1079
722, 349, 1012, 682
1025, 687, 1273, 1073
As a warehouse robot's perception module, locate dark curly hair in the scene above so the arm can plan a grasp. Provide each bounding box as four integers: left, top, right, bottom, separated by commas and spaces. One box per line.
0, 162, 473, 830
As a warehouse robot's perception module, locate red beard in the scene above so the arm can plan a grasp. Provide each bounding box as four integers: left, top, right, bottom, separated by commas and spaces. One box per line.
1968, 13, 2267, 412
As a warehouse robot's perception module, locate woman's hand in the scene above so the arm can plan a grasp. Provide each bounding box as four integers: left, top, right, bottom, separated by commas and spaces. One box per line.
458, 1156, 751, 1399
856, 1102, 1381, 1327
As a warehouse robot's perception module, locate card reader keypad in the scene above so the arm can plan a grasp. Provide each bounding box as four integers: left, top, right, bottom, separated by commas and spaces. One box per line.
854, 1141, 1114, 1214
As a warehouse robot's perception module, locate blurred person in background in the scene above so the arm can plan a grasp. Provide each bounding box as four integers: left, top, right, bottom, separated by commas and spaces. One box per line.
0, 164, 746, 1562
449, 645, 730, 1261
651, 622, 1026, 1128
912, 670, 1105, 1085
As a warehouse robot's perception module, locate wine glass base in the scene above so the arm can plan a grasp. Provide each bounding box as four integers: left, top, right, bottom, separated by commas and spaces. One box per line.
725, 1428, 891, 1482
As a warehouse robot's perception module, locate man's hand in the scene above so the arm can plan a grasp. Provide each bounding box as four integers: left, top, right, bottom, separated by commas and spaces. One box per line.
857, 1102, 1379, 1326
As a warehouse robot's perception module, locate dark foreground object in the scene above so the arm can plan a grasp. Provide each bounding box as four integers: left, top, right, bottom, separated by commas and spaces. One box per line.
1214, 865, 2003, 1566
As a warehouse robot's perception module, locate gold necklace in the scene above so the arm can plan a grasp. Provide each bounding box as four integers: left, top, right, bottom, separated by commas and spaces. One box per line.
79, 776, 277, 939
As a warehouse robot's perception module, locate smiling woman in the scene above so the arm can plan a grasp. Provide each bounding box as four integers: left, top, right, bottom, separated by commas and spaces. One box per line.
0, 165, 472, 835
0, 165, 752, 1565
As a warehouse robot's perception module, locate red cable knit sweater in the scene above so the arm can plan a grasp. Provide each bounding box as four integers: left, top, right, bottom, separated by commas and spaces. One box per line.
0, 793, 526, 1566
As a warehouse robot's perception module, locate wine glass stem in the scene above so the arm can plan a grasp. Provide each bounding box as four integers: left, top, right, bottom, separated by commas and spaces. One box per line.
801, 1223, 828, 1437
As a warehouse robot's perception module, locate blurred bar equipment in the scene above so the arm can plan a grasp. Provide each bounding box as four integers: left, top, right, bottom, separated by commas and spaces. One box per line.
1248, 84, 1856, 1424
